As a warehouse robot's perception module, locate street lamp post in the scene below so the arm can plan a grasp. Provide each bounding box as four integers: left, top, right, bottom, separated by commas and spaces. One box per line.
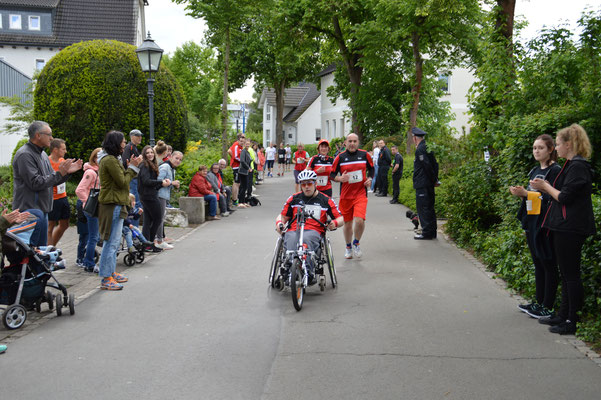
136, 32, 163, 147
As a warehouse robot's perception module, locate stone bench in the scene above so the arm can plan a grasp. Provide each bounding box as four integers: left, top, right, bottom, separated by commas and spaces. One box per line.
179, 197, 206, 224
164, 207, 188, 227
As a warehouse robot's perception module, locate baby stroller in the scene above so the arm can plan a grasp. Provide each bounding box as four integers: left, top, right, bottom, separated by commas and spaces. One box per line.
0, 218, 74, 330
119, 226, 146, 266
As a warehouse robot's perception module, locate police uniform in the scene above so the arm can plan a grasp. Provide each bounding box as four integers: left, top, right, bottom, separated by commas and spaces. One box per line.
412, 127, 438, 239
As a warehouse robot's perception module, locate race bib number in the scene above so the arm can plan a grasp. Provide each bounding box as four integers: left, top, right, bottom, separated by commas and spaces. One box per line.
316, 176, 328, 186
297, 157, 304, 164
305, 204, 322, 217
348, 170, 363, 183
56, 182, 66, 194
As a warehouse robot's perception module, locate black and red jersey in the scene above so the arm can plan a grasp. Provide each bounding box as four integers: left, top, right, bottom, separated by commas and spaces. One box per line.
308, 155, 335, 193
281, 191, 341, 235
330, 149, 374, 199
229, 142, 242, 169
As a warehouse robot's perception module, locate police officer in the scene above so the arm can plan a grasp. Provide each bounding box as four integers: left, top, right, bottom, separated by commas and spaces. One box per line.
412, 127, 439, 240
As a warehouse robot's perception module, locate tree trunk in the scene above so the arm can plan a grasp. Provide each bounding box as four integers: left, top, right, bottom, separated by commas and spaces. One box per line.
221, 26, 231, 159
274, 80, 286, 145
407, 31, 423, 155
495, 0, 516, 43
332, 15, 363, 144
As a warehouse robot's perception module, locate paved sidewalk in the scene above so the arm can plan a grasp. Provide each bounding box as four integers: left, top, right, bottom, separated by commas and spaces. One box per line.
0, 223, 199, 343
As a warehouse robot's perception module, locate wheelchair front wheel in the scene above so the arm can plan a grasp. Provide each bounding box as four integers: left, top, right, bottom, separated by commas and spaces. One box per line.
290, 259, 305, 311
269, 236, 285, 288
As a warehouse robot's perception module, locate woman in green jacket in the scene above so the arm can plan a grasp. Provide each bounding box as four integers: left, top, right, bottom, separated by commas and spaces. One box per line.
97, 131, 142, 291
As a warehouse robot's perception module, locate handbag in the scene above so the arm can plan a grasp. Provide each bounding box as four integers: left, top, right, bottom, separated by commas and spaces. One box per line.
83, 173, 99, 217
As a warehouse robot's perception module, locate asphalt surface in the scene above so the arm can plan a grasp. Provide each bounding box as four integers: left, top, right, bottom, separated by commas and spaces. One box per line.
1, 174, 601, 399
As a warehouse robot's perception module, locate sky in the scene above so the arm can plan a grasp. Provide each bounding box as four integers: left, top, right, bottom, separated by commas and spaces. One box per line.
145, 0, 600, 103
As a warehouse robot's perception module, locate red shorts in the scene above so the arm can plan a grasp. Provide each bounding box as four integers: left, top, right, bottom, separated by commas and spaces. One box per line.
338, 197, 368, 222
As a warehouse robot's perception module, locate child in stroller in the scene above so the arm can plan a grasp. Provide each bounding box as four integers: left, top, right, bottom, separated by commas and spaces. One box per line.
0, 209, 74, 330
119, 194, 154, 266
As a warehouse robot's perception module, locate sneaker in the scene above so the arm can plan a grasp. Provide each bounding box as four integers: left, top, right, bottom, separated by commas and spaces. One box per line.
206, 215, 221, 220
146, 244, 163, 253
539, 314, 564, 326
353, 244, 362, 258
155, 241, 174, 250
367, 190, 373, 193
221, 212, 230, 217
344, 247, 353, 259
93, 265, 99, 273
163, 237, 175, 244
526, 304, 554, 319
76, 259, 84, 268
100, 276, 123, 291
128, 246, 136, 254
549, 320, 577, 335
517, 303, 535, 313
111, 272, 128, 283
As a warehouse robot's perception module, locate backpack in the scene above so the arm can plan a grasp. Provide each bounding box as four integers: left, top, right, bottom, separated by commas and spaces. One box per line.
248, 196, 261, 206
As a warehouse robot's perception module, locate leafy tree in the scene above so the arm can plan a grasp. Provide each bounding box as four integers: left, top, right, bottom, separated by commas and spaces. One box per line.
33, 40, 188, 161
173, 0, 259, 158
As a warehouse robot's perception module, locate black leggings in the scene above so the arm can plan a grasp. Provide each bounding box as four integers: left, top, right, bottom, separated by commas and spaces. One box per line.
552, 231, 586, 322
141, 197, 162, 243
239, 173, 249, 204
525, 232, 558, 309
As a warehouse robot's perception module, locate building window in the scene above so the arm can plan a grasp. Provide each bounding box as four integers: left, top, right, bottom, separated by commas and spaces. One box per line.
266, 106, 270, 121
332, 119, 337, 138
10, 14, 22, 30
29, 16, 40, 30
0, 14, 3, 29
315, 129, 321, 141
325, 120, 329, 138
266, 129, 270, 140
438, 74, 450, 93
36, 59, 46, 71
340, 119, 345, 136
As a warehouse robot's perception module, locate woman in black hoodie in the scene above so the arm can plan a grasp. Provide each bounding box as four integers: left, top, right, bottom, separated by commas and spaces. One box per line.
530, 124, 596, 335
138, 145, 170, 252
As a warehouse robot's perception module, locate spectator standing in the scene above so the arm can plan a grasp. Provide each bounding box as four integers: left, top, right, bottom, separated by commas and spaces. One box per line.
265, 143, 276, 177
138, 145, 171, 250
375, 140, 391, 197
257, 144, 265, 182
163, 145, 172, 163
207, 163, 230, 217
238, 139, 253, 208
154, 140, 169, 165
389, 146, 404, 204
370, 140, 380, 193
277, 143, 286, 176
97, 130, 141, 290
249, 141, 257, 188
530, 124, 596, 335
411, 127, 439, 240
75, 147, 102, 272
285, 144, 292, 172
122, 129, 143, 225
189, 165, 222, 219
228, 133, 245, 206
157, 151, 183, 249
12, 121, 82, 246
218, 159, 234, 211
47, 139, 71, 246
292, 143, 310, 193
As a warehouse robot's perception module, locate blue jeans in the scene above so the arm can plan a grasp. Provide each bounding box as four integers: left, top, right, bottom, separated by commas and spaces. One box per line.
129, 179, 140, 227
371, 165, 379, 191
83, 209, 99, 268
76, 200, 88, 263
98, 205, 124, 278
26, 209, 47, 247
204, 194, 217, 216
123, 225, 149, 248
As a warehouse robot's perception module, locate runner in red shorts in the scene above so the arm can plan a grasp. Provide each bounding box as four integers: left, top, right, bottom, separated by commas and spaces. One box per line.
330, 133, 374, 259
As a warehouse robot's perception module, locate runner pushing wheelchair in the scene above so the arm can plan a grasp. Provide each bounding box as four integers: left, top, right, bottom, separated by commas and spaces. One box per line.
271, 170, 344, 309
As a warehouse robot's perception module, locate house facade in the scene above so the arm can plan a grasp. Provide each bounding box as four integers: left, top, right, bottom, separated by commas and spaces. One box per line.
0, 0, 148, 164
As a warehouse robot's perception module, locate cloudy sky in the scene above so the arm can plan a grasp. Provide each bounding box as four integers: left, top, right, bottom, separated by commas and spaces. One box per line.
146, 0, 599, 102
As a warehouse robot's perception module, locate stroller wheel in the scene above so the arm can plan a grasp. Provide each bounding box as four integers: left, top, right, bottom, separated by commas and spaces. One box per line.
135, 251, 145, 263
56, 295, 63, 317
2, 304, 27, 330
68, 294, 75, 316
123, 253, 135, 267
46, 290, 55, 310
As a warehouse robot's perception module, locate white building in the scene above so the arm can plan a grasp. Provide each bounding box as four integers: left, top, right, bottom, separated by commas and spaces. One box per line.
0, 0, 148, 164
438, 67, 474, 136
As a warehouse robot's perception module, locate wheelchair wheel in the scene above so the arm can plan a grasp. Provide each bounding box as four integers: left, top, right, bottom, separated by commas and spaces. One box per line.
269, 236, 285, 287
325, 238, 337, 288
2, 304, 27, 330
123, 253, 135, 267
135, 251, 145, 263
68, 294, 75, 316
290, 259, 304, 311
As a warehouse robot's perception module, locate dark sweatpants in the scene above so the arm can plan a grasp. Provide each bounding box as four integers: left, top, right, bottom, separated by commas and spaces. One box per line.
378, 166, 390, 194
141, 197, 162, 243
525, 231, 558, 309
416, 186, 436, 238
553, 231, 586, 322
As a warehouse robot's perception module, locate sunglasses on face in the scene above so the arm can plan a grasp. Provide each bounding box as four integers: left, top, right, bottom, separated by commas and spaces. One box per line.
300, 182, 314, 187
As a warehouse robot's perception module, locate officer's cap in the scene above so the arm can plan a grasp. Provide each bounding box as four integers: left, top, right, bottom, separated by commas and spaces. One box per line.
411, 127, 427, 137
130, 129, 142, 137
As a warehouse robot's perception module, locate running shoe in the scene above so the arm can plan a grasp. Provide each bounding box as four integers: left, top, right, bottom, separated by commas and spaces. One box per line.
353, 244, 362, 258
100, 276, 123, 290
111, 272, 128, 283
155, 241, 174, 250
526, 304, 553, 319
539, 314, 563, 326
517, 303, 535, 313
549, 320, 577, 335
344, 247, 353, 259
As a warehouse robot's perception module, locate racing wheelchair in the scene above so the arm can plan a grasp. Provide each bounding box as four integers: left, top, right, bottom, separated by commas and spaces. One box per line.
268, 202, 337, 311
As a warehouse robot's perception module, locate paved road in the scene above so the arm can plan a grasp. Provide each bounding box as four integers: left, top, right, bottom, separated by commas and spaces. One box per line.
1, 175, 600, 399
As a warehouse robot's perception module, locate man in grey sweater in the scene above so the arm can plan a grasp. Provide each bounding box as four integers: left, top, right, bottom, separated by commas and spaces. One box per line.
12, 121, 82, 246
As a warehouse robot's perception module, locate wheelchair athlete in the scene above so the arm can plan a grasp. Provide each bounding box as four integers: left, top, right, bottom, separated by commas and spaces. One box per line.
275, 170, 344, 284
